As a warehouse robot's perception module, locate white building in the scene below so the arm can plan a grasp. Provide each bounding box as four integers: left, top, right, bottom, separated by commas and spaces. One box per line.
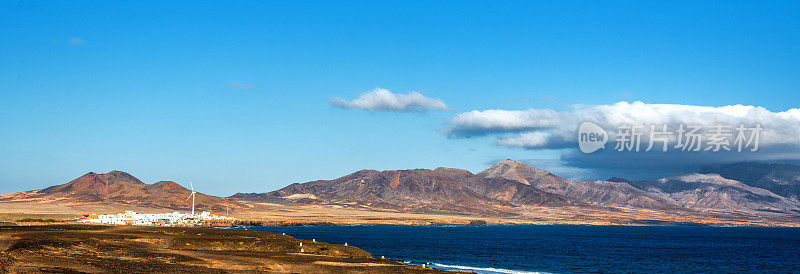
78, 210, 234, 226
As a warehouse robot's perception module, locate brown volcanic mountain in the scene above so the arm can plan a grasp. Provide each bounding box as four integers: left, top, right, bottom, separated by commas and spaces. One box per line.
231, 167, 572, 215
431, 167, 569, 206
700, 162, 800, 202
0, 171, 247, 212
478, 160, 679, 210
623, 173, 800, 215
250, 169, 521, 214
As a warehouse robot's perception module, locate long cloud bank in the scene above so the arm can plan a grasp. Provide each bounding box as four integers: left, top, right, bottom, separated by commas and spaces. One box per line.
446, 101, 800, 180
447, 101, 800, 149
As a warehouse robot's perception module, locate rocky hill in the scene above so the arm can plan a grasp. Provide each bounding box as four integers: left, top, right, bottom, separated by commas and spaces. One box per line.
700, 162, 800, 202
0, 171, 247, 212
477, 160, 679, 210
622, 173, 800, 215
239, 169, 529, 215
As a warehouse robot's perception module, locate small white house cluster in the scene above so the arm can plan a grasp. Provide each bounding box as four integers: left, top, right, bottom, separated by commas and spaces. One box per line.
77, 211, 234, 226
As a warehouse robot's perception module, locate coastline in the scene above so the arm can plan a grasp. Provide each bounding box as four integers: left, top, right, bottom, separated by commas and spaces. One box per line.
236, 223, 800, 273
3, 220, 799, 273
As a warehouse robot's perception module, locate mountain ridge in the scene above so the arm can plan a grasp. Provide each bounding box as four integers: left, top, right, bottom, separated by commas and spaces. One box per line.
477, 159, 680, 210
3, 161, 800, 224
700, 162, 800, 202
0, 171, 248, 212
230, 160, 800, 221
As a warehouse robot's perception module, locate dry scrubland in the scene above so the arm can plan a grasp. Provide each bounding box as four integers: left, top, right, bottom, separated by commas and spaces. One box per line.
0, 224, 444, 273
2, 200, 798, 227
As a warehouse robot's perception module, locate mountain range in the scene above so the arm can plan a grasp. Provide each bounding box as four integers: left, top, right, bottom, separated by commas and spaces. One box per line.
232, 160, 800, 220
2, 160, 800, 224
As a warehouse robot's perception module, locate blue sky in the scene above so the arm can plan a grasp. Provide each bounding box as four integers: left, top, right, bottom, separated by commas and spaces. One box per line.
1, 1, 799, 196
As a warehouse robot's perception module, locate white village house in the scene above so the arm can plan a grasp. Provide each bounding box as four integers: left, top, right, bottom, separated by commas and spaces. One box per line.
76, 183, 234, 226
78, 210, 233, 226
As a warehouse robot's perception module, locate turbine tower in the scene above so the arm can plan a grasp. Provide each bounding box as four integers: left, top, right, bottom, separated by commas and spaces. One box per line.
187, 182, 196, 216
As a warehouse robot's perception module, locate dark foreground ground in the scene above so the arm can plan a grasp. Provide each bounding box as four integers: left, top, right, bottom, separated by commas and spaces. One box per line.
0, 224, 444, 273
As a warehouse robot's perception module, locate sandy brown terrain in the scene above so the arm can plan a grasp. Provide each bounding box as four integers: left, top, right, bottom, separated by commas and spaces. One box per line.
2, 199, 798, 227
230, 201, 800, 226
0, 224, 444, 273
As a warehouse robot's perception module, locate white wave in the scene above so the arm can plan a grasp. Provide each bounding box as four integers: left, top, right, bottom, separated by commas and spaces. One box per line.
430, 262, 549, 274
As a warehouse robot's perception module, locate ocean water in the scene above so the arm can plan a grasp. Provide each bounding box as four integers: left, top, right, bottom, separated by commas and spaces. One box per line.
240, 225, 800, 273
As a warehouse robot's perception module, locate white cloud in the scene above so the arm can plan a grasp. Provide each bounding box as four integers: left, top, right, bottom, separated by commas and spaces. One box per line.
330, 88, 448, 112
446, 109, 563, 136
494, 131, 570, 148
67, 37, 86, 46
448, 101, 800, 150
447, 101, 800, 180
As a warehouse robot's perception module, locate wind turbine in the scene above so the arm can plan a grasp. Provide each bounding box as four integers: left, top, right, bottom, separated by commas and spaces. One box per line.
187, 182, 196, 216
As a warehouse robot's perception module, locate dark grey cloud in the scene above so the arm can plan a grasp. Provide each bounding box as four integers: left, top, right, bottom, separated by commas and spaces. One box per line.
561, 145, 800, 181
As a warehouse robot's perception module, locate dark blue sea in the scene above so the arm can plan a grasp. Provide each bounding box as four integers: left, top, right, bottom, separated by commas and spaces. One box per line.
238, 225, 800, 273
